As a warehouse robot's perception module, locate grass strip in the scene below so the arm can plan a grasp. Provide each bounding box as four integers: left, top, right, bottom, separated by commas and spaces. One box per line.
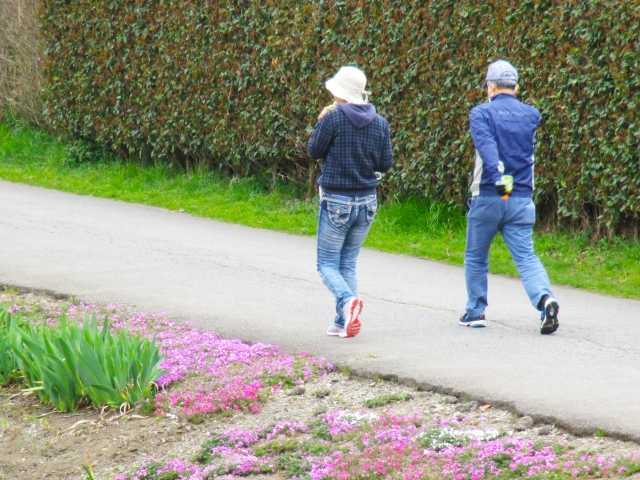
1, 121, 639, 298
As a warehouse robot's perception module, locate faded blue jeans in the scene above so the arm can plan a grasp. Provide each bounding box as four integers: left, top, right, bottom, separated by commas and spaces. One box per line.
465, 195, 553, 317
317, 193, 377, 328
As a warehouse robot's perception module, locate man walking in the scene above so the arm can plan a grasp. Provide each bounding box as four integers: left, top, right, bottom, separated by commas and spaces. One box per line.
460, 60, 559, 334
308, 66, 393, 338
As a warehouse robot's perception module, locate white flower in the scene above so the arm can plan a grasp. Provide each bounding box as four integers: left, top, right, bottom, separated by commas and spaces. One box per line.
337, 410, 378, 426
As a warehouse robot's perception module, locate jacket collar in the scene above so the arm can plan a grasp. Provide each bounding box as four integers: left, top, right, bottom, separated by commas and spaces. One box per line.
490, 93, 517, 102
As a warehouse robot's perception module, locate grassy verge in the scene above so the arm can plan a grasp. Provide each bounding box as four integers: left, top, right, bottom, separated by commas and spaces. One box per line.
1, 121, 639, 298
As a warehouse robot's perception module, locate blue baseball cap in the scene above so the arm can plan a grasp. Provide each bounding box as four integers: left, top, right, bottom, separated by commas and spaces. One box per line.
483, 60, 518, 88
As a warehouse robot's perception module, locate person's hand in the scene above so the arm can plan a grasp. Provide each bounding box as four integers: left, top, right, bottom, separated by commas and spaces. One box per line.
318, 103, 337, 120
495, 175, 513, 199
495, 182, 509, 198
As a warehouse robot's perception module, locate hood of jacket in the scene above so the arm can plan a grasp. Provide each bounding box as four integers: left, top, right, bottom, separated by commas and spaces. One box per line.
338, 103, 377, 129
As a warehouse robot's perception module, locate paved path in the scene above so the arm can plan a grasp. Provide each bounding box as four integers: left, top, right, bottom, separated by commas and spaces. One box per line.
1, 180, 639, 440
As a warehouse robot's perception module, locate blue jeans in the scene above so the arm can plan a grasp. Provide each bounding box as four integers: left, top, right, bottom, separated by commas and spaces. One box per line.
465, 196, 553, 317
317, 194, 377, 328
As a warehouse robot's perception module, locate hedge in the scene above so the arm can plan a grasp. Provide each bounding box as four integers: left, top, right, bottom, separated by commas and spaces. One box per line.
40, 0, 640, 236
0, 0, 45, 126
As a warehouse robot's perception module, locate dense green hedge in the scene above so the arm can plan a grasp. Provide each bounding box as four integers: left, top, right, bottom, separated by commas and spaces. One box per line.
41, 0, 640, 236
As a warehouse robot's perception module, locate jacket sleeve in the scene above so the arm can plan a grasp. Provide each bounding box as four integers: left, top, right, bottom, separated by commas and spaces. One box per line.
469, 107, 501, 184
533, 108, 542, 129
377, 120, 393, 173
308, 116, 334, 160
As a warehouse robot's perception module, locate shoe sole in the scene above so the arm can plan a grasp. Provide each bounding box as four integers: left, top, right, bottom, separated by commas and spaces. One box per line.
327, 328, 341, 337
540, 301, 559, 335
344, 318, 361, 337
341, 298, 363, 338
459, 319, 486, 328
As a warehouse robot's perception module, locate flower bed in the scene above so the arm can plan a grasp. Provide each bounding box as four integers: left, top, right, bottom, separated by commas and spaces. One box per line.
117, 410, 640, 479
43, 302, 331, 419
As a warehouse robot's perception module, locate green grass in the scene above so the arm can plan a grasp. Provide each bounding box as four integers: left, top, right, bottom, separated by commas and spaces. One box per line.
193, 435, 223, 463
1, 121, 640, 298
620, 460, 640, 477
364, 393, 409, 408
253, 438, 300, 456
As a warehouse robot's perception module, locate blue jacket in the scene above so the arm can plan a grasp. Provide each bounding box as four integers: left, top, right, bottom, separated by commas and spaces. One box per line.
308, 103, 393, 196
469, 93, 541, 198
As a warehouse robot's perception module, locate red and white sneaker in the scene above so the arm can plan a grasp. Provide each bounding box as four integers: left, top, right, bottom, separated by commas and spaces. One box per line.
342, 297, 363, 338
327, 324, 344, 336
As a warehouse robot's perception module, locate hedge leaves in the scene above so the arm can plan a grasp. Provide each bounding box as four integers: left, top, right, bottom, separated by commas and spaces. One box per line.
41, 0, 640, 235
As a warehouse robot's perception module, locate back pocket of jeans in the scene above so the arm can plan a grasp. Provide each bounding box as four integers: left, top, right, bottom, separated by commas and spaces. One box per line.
365, 200, 377, 223
327, 202, 352, 226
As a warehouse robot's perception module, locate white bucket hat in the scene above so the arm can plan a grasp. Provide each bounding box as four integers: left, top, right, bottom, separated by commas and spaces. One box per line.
325, 66, 371, 104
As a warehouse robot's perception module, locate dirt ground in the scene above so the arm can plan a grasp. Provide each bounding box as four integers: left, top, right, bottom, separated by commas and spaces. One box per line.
1, 290, 639, 480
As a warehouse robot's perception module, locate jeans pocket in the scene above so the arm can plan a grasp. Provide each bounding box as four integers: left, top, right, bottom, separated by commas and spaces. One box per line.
468, 196, 498, 222
467, 197, 475, 209
327, 202, 352, 227
365, 200, 377, 224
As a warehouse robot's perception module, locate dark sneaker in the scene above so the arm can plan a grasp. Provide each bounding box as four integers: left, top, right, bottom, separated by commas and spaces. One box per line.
459, 313, 486, 328
540, 297, 559, 334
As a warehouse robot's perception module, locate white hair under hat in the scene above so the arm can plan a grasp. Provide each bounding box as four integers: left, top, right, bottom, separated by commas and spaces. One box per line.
325, 66, 371, 104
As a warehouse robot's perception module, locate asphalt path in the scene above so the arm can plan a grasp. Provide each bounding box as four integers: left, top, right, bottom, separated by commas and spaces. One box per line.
1, 180, 639, 440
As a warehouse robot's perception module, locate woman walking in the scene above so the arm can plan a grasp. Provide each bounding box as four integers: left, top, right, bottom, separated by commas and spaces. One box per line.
308, 66, 393, 338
